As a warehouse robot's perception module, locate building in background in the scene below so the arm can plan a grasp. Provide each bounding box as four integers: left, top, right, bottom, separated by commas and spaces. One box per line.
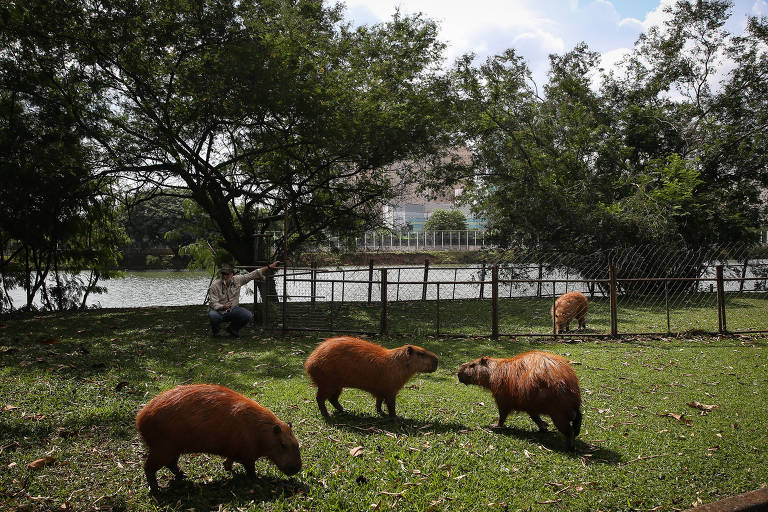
383, 182, 485, 231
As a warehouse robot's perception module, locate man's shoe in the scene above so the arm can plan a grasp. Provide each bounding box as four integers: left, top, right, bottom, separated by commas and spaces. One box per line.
225, 326, 239, 338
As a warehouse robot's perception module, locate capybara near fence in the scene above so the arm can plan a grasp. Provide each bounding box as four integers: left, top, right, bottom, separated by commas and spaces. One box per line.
136, 384, 301, 491
304, 336, 438, 419
551, 291, 588, 334
457, 351, 582, 451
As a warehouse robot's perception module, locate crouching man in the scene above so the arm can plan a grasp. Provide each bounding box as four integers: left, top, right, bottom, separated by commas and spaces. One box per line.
208, 261, 280, 337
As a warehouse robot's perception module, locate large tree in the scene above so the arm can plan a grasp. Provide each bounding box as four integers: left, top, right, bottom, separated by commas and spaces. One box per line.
452, 0, 768, 258
1, 0, 460, 265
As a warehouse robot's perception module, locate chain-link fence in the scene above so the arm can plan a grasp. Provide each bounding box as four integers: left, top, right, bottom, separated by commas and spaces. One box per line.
248, 244, 768, 338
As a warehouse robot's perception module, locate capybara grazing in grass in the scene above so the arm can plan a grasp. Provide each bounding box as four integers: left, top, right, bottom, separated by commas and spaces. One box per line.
136, 384, 301, 492
304, 336, 439, 419
551, 291, 588, 334
458, 351, 582, 451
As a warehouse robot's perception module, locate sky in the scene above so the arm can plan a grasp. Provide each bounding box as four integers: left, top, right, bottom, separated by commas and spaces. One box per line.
340, 0, 768, 85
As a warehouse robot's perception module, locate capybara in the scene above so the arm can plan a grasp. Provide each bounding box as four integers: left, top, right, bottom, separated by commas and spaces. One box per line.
551, 291, 588, 334
136, 384, 301, 491
304, 336, 439, 419
457, 351, 582, 451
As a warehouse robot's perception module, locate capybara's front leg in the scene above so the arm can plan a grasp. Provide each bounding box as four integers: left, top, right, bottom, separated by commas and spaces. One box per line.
243, 459, 256, 477
223, 458, 234, 472
529, 413, 549, 432
376, 397, 386, 416
384, 395, 398, 420
494, 405, 511, 429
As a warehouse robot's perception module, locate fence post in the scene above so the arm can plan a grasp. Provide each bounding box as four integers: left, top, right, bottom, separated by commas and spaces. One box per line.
537, 261, 543, 297
310, 261, 317, 310
436, 283, 441, 336
716, 264, 726, 333
552, 280, 558, 338
479, 262, 487, 298
281, 265, 287, 333
330, 280, 335, 331
609, 266, 618, 337
422, 258, 430, 300
380, 269, 388, 335
367, 259, 374, 304
491, 264, 499, 339
665, 279, 670, 334
739, 259, 749, 292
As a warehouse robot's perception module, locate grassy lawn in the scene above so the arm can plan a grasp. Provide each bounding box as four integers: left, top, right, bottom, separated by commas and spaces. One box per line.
1, 305, 767, 511
277, 293, 768, 337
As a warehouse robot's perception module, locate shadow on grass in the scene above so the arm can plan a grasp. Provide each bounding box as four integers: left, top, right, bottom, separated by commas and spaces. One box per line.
153, 472, 308, 509
493, 425, 622, 463
324, 410, 468, 435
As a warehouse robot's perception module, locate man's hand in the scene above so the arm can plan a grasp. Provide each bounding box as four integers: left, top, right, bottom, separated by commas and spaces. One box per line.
268, 261, 281, 271
225, 301, 232, 311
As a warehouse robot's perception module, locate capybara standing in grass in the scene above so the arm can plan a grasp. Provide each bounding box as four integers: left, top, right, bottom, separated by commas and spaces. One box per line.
457, 351, 582, 451
551, 291, 588, 334
304, 336, 439, 419
136, 384, 301, 492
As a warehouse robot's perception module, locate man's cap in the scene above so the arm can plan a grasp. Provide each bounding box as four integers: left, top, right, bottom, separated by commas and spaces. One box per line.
219, 264, 235, 274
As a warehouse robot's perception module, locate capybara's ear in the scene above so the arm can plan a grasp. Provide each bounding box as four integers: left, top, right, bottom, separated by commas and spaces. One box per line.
288, 422, 292, 428
406, 346, 413, 355
480, 356, 489, 366
273, 424, 281, 435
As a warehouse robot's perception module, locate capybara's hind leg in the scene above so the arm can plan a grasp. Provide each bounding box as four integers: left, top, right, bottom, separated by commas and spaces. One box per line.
315, 389, 330, 418
224, 458, 234, 472
144, 459, 160, 492
243, 459, 256, 477
167, 457, 186, 480
376, 397, 385, 416
144, 449, 174, 492
529, 413, 549, 432
329, 389, 344, 413
551, 412, 576, 452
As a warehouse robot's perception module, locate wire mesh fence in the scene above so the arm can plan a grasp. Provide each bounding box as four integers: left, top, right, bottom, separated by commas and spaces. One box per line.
249, 244, 768, 338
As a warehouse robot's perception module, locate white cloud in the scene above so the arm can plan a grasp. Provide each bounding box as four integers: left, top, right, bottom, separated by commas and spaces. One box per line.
340, 1, 759, 85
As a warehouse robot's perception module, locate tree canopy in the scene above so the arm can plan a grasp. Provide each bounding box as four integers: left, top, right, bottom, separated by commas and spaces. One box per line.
1, 0, 461, 264
449, 0, 768, 261
424, 209, 468, 231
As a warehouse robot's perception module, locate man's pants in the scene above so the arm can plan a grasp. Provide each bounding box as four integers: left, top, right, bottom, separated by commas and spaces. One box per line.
208, 306, 253, 335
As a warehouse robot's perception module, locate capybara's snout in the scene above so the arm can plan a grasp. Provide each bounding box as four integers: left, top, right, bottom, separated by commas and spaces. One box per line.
283, 461, 301, 476
457, 365, 471, 385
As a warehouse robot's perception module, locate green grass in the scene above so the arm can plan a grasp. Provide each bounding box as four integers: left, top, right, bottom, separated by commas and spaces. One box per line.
274, 292, 768, 336
1, 305, 767, 511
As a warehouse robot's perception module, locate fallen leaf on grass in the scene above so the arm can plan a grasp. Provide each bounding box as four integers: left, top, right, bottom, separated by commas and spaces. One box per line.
349, 446, 364, 457
38, 337, 60, 345
2, 405, 19, 411
114, 381, 129, 392
28, 456, 56, 470
657, 412, 693, 425
687, 401, 718, 413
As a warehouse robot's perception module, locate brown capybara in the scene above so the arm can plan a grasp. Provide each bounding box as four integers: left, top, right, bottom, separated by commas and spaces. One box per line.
136, 384, 301, 491
458, 351, 582, 451
551, 291, 588, 334
304, 336, 438, 419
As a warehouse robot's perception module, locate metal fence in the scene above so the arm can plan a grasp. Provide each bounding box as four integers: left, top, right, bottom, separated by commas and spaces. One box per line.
244, 246, 768, 338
